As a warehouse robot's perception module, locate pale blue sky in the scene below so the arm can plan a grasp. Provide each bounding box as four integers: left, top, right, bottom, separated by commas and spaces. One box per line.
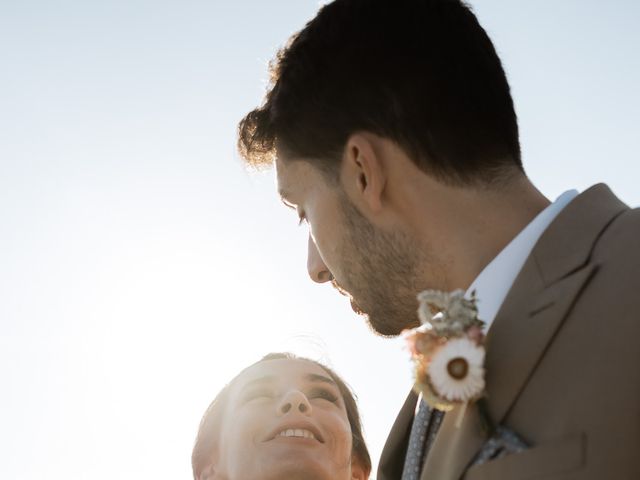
1, 1, 638, 479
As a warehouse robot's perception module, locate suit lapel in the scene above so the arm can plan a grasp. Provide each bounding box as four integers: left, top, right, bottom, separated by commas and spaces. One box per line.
421, 399, 486, 480
484, 261, 597, 427
378, 390, 418, 480
420, 184, 628, 480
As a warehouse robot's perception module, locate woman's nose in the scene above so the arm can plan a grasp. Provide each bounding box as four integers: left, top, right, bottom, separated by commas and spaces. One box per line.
277, 389, 312, 416
307, 235, 332, 283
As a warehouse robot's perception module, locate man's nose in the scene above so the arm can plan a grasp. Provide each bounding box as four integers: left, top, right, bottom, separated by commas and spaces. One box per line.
276, 389, 312, 416
307, 235, 332, 283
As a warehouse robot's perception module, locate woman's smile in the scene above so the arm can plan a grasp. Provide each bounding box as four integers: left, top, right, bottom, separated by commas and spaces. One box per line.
264, 420, 324, 443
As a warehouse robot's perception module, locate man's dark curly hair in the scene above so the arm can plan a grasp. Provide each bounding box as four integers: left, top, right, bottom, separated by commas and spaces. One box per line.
238, 0, 522, 185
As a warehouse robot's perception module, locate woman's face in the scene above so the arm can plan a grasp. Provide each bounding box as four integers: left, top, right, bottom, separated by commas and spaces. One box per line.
211, 358, 366, 480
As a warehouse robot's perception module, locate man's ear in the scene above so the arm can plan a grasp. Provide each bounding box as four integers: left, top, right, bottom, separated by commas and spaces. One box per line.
341, 132, 386, 214
350, 455, 370, 480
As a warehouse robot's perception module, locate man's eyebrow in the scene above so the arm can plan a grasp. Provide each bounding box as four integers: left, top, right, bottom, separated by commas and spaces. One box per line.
278, 189, 296, 209
305, 373, 337, 386
277, 185, 290, 198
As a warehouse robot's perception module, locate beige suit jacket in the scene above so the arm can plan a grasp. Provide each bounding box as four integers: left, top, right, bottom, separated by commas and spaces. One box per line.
378, 184, 640, 480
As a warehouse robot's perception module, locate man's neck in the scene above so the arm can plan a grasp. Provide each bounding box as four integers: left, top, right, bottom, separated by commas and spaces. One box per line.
412, 174, 550, 291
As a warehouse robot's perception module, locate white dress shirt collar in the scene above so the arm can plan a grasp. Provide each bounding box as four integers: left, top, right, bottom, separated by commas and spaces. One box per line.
466, 190, 579, 331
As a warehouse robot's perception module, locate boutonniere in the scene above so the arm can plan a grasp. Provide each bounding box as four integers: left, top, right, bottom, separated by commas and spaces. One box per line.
404, 289, 488, 425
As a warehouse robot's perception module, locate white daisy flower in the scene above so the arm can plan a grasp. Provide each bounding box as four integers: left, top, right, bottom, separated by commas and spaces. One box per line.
428, 337, 485, 402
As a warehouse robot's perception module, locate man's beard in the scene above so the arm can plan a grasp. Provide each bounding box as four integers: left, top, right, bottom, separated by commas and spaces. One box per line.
336, 196, 435, 337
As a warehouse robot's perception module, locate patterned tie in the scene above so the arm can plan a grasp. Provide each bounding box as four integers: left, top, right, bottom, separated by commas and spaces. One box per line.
401, 398, 445, 480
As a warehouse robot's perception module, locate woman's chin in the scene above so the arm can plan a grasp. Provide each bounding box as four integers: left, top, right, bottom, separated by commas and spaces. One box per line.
256, 462, 325, 480
254, 450, 346, 480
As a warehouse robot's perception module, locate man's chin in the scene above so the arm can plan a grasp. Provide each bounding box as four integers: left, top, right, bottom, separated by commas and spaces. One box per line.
349, 296, 418, 337
349, 298, 366, 315
366, 309, 420, 338
366, 319, 405, 337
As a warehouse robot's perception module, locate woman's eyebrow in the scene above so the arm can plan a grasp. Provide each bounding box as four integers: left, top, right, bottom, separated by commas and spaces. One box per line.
239, 373, 337, 393
305, 373, 337, 386
240, 375, 276, 391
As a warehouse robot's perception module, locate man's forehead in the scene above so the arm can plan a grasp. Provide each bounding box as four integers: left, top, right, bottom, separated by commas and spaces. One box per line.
275, 156, 311, 200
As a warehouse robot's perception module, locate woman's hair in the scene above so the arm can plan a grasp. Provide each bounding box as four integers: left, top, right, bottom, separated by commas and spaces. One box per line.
191, 352, 371, 479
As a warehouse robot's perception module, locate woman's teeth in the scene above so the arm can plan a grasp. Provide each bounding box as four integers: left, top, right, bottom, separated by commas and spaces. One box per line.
277, 429, 315, 440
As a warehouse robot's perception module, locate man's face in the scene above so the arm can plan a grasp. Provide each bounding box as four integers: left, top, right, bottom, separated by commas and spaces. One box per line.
276, 157, 428, 336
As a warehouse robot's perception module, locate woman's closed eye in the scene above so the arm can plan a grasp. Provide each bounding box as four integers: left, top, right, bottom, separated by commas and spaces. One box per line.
243, 388, 274, 402
308, 387, 339, 404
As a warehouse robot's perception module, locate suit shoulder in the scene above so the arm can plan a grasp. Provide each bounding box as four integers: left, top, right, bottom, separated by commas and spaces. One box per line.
589, 205, 640, 292
595, 205, 640, 253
